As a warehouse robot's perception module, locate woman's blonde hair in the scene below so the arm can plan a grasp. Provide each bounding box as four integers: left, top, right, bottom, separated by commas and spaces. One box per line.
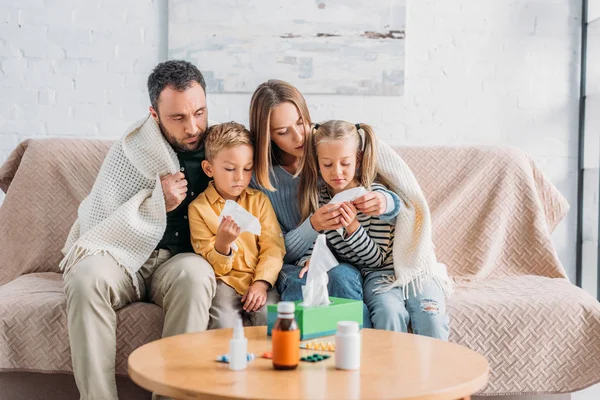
249, 80, 312, 191
298, 120, 382, 221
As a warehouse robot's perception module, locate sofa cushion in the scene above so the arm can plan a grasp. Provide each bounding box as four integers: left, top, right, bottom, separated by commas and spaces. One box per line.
0, 140, 112, 285
0, 273, 163, 375
448, 275, 600, 394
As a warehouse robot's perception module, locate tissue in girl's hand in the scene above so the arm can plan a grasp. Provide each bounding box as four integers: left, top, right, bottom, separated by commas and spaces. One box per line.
301, 234, 339, 307
218, 200, 261, 251
328, 186, 369, 204
328, 186, 369, 236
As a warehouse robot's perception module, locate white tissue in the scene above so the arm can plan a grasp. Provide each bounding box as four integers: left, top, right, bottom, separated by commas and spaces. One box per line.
328, 186, 369, 204
328, 186, 369, 236
218, 200, 261, 251
301, 234, 339, 307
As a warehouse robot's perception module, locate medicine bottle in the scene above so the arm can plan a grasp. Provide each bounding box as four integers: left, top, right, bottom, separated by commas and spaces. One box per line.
272, 302, 300, 370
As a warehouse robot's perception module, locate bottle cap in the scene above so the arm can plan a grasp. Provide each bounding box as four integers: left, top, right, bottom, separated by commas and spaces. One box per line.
277, 301, 295, 314
233, 317, 245, 339
337, 321, 359, 334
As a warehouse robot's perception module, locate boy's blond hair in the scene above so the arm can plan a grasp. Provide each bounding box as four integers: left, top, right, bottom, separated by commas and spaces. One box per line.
203, 122, 254, 161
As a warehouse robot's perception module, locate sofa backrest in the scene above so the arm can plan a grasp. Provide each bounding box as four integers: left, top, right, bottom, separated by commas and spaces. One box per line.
0, 139, 112, 285
0, 139, 569, 286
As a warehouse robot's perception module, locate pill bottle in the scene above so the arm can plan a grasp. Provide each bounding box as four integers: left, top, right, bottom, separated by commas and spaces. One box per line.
335, 321, 361, 370
272, 302, 300, 370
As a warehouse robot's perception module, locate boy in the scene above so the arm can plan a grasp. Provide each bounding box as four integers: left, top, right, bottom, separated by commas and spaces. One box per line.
188, 122, 285, 328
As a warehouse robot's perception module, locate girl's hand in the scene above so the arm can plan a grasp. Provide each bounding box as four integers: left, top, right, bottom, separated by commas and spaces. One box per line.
299, 260, 311, 279
310, 204, 343, 232
353, 191, 387, 216
339, 202, 358, 226
242, 280, 269, 312
339, 202, 360, 236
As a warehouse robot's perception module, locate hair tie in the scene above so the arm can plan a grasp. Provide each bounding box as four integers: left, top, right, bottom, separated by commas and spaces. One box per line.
355, 123, 365, 151
314, 123, 320, 130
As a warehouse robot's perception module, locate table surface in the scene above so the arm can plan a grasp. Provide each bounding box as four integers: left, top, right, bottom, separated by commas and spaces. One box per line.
128, 326, 489, 400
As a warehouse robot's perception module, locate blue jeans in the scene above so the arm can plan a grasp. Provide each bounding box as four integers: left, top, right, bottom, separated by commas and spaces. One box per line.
276, 263, 372, 328
363, 270, 449, 340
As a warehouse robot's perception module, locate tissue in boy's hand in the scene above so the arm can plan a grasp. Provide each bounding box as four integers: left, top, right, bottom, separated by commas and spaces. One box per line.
328, 186, 369, 204
218, 200, 261, 251
301, 234, 339, 307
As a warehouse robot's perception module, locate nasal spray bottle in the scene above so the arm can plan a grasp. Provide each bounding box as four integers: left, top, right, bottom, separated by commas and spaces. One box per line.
229, 318, 248, 371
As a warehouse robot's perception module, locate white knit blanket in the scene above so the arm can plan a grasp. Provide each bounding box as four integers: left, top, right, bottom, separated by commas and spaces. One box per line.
376, 142, 453, 298
59, 116, 179, 294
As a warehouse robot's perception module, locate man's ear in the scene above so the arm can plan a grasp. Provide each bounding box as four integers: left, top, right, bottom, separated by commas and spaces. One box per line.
201, 160, 213, 177
149, 106, 159, 123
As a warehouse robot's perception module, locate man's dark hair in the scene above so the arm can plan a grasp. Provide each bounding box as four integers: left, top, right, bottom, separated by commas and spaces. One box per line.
147, 60, 206, 113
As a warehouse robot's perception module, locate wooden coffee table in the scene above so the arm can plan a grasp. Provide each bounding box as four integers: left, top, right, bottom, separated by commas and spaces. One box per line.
128, 327, 488, 400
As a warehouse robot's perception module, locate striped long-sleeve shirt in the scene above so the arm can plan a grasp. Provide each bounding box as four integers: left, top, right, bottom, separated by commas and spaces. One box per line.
296, 182, 398, 275
250, 167, 401, 264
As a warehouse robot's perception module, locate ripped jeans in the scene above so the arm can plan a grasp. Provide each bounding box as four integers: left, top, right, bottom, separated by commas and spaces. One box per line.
363, 270, 449, 340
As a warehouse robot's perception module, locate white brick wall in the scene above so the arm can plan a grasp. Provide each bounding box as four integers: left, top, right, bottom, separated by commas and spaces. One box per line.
0, 0, 165, 158
0, 0, 584, 280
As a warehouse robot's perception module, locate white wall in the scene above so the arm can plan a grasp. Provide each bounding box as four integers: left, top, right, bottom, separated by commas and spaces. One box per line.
0, 0, 583, 281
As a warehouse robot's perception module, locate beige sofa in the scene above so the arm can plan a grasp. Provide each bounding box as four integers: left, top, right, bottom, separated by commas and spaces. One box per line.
1, 138, 599, 400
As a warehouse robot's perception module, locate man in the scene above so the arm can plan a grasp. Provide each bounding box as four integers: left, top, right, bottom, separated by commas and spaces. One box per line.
61, 60, 216, 400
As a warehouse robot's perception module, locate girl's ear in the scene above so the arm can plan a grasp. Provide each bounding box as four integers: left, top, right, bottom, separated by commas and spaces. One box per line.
201, 160, 214, 177
356, 150, 363, 175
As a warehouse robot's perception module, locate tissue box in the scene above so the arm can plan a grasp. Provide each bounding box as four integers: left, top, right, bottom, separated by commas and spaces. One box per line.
266, 297, 363, 340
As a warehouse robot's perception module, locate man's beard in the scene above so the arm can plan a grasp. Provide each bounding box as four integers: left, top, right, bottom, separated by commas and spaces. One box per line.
158, 119, 205, 152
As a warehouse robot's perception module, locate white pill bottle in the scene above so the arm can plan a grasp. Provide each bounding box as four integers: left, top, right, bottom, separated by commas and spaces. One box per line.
335, 321, 361, 370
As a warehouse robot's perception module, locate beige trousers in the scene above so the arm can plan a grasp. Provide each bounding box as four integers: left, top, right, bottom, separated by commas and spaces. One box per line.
208, 280, 279, 329
64, 250, 216, 400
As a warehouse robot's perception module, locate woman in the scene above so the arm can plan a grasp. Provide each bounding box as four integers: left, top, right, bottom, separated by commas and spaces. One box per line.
248, 80, 401, 327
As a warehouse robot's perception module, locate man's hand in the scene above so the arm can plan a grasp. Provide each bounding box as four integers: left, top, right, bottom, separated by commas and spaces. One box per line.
241, 280, 269, 312
214, 216, 240, 255
161, 172, 187, 212
353, 191, 387, 216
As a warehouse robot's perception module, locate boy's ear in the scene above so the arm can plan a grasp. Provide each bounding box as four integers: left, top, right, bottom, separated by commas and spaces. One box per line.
201, 160, 213, 177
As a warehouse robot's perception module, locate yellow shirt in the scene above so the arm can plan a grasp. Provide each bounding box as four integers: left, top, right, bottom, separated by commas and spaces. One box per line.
188, 182, 286, 296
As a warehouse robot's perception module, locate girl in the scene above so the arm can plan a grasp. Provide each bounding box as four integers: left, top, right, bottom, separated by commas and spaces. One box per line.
297, 120, 449, 340
248, 81, 402, 328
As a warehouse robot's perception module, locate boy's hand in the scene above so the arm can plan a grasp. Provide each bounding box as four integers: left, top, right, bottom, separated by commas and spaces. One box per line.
353, 191, 386, 216
161, 172, 187, 212
242, 280, 269, 312
215, 216, 240, 255
299, 259, 311, 279
339, 202, 360, 236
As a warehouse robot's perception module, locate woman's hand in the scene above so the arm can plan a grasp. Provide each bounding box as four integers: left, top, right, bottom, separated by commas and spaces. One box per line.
353, 191, 387, 216
309, 203, 343, 232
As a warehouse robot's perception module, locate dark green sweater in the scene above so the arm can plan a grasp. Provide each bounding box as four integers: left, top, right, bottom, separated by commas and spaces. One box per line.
156, 146, 210, 254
